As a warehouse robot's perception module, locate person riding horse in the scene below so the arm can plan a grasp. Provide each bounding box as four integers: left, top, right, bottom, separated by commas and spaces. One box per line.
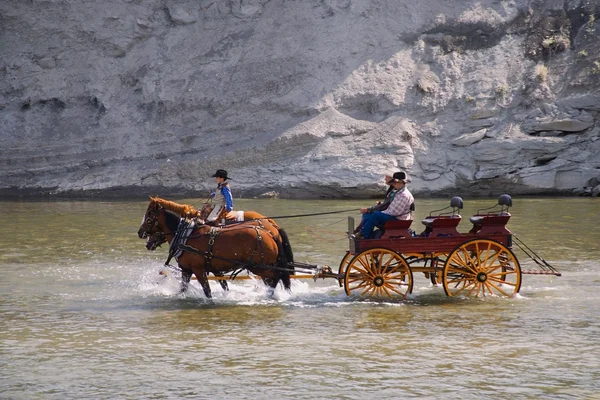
206, 169, 234, 224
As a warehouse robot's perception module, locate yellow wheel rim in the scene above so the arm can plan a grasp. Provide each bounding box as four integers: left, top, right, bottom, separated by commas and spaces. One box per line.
344, 248, 413, 299
443, 239, 522, 298
337, 251, 353, 287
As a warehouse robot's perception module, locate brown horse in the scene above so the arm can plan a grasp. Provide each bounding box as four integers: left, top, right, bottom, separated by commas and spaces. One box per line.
151, 196, 294, 263
138, 200, 293, 298
143, 197, 294, 293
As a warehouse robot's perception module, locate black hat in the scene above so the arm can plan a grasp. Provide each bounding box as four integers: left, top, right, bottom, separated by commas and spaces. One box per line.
392, 171, 409, 183
212, 169, 230, 180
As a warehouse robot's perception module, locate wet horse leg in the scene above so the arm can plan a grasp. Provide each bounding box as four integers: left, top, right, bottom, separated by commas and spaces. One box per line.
196, 271, 212, 298
261, 277, 278, 298
213, 272, 229, 291
179, 267, 192, 294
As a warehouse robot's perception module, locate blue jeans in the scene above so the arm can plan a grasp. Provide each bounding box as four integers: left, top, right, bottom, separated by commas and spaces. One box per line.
359, 212, 396, 239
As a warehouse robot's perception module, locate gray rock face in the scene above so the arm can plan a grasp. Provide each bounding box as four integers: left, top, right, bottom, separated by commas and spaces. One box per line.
1, 0, 599, 199
533, 120, 593, 132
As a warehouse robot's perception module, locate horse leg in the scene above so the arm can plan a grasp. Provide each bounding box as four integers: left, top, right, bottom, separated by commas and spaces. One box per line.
262, 277, 277, 298
278, 228, 295, 264
196, 271, 212, 299
180, 266, 193, 294
213, 272, 229, 291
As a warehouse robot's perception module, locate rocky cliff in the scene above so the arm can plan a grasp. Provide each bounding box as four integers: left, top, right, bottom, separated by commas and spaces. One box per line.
1, 0, 599, 199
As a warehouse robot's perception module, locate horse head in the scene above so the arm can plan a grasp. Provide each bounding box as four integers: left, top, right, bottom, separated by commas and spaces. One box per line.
138, 197, 163, 239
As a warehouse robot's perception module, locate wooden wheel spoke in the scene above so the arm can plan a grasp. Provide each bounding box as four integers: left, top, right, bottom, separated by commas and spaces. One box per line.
356, 259, 377, 278
462, 249, 480, 273
357, 256, 373, 273
382, 255, 395, 268
351, 264, 373, 277
377, 254, 395, 275
485, 280, 511, 297
384, 285, 408, 297
487, 276, 516, 286
349, 280, 371, 289
368, 255, 379, 275
383, 268, 407, 278
448, 280, 475, 296
452, 251, 478, 275
383, 281, 409, 292
447, 267, 476, 277
484, 264, 505, 274
489, 268, 517, 278
482, 249, 502, 270
467, 282, 481, 297
347, 276, 369, 284
380, 285, 393, 298
361, 284, 377, 297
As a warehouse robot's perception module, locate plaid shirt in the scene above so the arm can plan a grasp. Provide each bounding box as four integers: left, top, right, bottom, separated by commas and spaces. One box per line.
383, 186, 414, 219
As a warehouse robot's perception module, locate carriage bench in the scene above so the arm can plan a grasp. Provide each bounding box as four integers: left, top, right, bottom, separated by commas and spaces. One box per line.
380, 219, 414, 239
421, 215, 462, 237
469, 213, 512, 236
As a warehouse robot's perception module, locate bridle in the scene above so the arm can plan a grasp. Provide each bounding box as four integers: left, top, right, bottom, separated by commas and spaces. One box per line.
139, 205, 162, 239
146, 231, 167, 250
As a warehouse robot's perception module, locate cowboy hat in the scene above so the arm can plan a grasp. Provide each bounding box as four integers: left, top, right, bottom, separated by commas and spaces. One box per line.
212, 169, 230, 180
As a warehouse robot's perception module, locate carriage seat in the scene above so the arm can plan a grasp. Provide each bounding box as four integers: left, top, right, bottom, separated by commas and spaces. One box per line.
379, 219, 414, 239
421, 196, 463, 237
421, 215, 462, 236
469, 194, 512, 235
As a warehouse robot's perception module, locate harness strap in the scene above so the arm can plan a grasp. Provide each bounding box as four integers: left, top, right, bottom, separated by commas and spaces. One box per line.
174, 225, 280, 279
165, 218, 193, 266
204, 227, 220, 271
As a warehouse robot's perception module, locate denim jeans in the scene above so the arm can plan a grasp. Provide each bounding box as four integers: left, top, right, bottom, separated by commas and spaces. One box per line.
359, 212, 396, 239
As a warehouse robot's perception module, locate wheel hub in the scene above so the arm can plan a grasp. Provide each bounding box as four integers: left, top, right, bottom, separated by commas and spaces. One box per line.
476, 272, 487, 282
373, 276, 384, 287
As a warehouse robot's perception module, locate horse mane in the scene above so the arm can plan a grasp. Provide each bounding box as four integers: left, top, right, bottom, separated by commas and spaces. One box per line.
150, 196, 199, 217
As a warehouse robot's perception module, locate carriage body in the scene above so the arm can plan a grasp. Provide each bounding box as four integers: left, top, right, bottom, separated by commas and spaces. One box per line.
337, 195, 556, 299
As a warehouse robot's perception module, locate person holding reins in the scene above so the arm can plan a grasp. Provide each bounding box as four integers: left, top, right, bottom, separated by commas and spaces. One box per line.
354, 171, 414, 239
206, 169, 234, 223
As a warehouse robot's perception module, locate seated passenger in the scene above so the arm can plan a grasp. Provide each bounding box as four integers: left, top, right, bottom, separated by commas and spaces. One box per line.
353, 170, 397, 234
355, 171, 414, 239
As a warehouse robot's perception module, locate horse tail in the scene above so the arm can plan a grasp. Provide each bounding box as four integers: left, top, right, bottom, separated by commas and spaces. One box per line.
273, 234, 292, 291
278, 228, 295, 265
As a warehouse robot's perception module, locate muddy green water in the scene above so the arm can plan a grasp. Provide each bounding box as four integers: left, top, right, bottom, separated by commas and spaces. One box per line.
1, 197, 599, 399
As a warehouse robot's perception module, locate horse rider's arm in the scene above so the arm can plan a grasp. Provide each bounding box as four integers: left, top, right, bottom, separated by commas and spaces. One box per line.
222, 184, 234, 212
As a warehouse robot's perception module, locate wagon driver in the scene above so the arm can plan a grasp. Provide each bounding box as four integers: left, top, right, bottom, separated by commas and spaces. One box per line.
207, 169, 234, 223
355, 171, 414, 239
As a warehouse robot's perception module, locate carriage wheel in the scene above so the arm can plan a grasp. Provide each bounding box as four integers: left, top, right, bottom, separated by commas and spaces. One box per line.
429, 254, 448, 286
443, 239, 521, 298
344, 248, 413, 299
429, 256, 446, 285
337, 251, 353, 287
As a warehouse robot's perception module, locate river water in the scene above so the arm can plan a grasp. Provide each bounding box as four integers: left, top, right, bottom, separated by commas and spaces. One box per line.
1, 197, 599, 399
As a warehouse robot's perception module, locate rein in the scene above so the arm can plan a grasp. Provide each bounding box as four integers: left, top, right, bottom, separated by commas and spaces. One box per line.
221, 208, 362, 226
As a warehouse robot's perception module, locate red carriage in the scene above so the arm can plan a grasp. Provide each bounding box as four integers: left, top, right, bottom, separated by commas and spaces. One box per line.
332, 194, 561, 298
